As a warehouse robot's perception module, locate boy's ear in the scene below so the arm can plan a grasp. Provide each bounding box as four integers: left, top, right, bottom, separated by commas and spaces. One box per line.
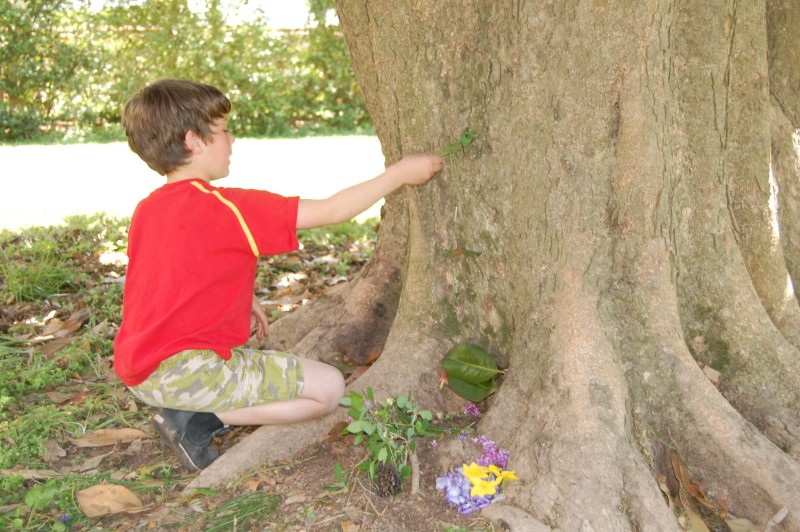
185, 130, 202, 153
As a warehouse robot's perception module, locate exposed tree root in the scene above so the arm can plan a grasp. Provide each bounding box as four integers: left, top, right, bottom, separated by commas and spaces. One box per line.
675, 228, 800, 455
718, 0, 800, 350
682, 301, 800, 456
610, 241, 800, 529
474, 266, 678, 531
771, 101, 800, 303
257, 200, 409, 366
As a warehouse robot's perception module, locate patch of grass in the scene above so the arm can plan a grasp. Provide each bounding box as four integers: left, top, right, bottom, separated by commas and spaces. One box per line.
0, 404, 74, 469
0, 255, 80, 302
0, 336, 123, 468
0, 214, 129, 305
84, 282, 124, 326
200, 492, 281, 531
0, 341, 92, 404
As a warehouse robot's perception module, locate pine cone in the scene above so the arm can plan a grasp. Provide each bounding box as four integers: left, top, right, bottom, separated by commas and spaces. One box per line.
374, 463, 401, 497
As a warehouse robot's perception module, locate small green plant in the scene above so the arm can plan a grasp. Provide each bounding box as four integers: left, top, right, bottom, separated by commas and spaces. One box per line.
339, 388, 433, 484
323, 462, 349, 493
441, 343, 504, 403
19, 485, 61, 530
438, 128, 477, 156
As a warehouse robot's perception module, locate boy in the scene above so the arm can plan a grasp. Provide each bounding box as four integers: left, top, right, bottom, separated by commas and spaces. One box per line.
114, 79, 442, 471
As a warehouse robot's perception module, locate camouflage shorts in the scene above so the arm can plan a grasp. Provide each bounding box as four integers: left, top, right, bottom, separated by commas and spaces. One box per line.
128, 348, 304, 412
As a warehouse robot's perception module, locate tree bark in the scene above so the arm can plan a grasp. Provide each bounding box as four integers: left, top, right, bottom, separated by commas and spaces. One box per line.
767, 0, 800, 311
190, 1, 800, 529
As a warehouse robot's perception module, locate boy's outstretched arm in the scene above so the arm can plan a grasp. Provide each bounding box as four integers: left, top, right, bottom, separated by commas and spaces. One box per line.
296, 154, 443, 230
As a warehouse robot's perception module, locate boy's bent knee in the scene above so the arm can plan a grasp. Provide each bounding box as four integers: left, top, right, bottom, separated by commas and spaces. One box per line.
320, 366, 345, 413
300, 358, 345, 412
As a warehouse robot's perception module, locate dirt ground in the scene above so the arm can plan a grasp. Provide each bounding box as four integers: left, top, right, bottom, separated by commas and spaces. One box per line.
48, 407, 498, 531
153, 420, 491, 532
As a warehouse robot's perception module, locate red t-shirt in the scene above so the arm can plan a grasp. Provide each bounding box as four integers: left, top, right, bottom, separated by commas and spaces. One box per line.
113, 179, 299, 386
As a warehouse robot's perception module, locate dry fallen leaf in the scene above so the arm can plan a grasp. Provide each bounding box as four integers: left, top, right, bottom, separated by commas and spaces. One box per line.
40, 337, 74, 358
365, 350, 382, 365
77, 451, 112, 472
725, 516, 762, 532
685, 509, 711, 532
43, 439, 67, 462
0, 468, 60, 480
70, 428, 149, 448
40, 308, 89, 338
241, 478, 261, 492
670, 451, 714, 508
340, 520, 361, 532
45, 391, 73, 404
123, 396, 138, 412
122, 439, 144, 456
76, 484, 149, 517
344, 365, 369, 385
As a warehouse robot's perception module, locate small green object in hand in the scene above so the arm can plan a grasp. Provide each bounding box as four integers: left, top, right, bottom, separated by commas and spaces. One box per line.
438, 128, 477, 156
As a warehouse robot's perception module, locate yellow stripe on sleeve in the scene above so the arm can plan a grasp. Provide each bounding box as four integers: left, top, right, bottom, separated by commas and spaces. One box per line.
189, 181, 259, 257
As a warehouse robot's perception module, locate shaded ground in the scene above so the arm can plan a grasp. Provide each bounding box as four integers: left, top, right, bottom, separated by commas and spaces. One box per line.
89, 420, 495, 531
0, 218, 497, 531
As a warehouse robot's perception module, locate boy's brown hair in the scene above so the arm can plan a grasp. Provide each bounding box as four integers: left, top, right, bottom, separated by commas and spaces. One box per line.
122, 79, 231, 175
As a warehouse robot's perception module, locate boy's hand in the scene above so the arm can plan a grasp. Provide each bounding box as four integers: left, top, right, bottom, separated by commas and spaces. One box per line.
387, 154, 444, 186
251, 296, 270, 339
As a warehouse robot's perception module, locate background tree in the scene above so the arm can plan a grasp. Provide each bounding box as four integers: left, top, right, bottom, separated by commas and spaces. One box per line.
190, 0, 800, 529
0, 0, 370, 140
0, 0, 93, 138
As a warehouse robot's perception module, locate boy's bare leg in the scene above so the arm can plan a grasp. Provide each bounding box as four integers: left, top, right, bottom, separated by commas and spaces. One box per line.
215, 358, 345, 426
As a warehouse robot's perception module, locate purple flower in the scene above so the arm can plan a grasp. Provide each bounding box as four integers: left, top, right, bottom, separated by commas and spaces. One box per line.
457, 430, 470, 441
59, 514, 70, 524
436, 467, 497, 515
430, 440, 438, 449
459, 495, 493, 515
463, 402, 481, 417
437, 434, 516, 515
474, 435, 510, 469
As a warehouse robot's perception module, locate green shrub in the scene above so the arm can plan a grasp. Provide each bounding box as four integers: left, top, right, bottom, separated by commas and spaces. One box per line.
1, 0, 371, 143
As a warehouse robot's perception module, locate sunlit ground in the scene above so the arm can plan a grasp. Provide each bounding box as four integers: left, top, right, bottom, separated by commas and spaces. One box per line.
0, 136, 385, 231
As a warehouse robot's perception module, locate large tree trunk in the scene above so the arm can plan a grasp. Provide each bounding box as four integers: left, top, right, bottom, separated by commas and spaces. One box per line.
189, 1, 800, 529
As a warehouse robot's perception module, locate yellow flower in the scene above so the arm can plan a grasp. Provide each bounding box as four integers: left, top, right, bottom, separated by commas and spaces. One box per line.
462, 462, 489, 482
462, 462, 519, 498
470, 477, 500, 497
496, 469, 519, 482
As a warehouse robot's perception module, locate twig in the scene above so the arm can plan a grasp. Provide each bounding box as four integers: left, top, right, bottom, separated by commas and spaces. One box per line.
363, 491, 390, 516
409, 450, 420, 495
